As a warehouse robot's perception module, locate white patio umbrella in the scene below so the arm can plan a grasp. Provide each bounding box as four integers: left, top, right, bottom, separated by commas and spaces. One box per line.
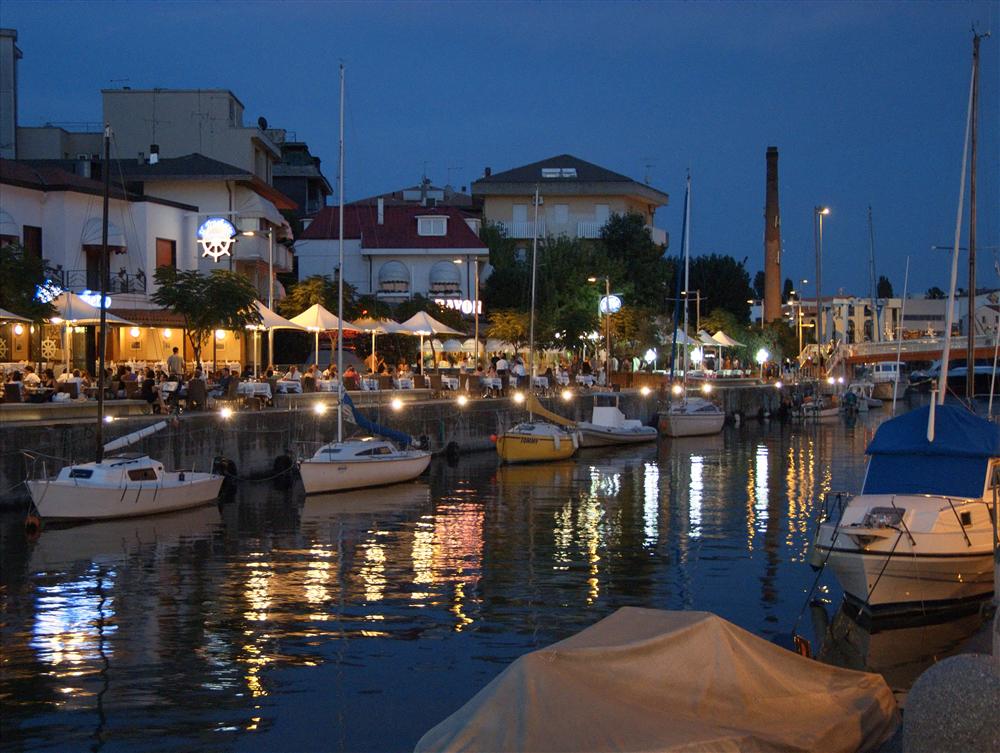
246, 300, 306, 375
53, 293, 134, 370
289, 303, 358, 367
0, 308, 30, 322
399, 312, 464, 374
353, 316, 404, 371
669, 328, 700, 347
712, 330, 745, 347
441, 338, 464, 353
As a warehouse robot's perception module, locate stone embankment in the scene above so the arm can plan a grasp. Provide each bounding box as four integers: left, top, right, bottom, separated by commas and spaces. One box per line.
0, 383, 784, 507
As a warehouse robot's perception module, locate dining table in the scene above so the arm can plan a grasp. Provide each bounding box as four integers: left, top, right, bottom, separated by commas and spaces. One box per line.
237, 382, 272, 399
316, 379, 340, 392
276, 380, 303, 394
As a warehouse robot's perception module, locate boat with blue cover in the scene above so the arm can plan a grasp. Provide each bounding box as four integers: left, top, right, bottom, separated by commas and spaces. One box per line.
809, 404, 999, 615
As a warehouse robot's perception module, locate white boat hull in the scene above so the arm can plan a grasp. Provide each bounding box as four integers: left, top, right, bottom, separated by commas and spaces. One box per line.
871, 380, 906, 401
300, 452, 431, 495
659, 412, 725, 437
577, 423, 657, 448
28, 473, 223, 521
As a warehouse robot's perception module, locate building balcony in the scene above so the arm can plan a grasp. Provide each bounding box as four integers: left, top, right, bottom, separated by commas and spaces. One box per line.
576, 221, 603, 239
233, 234, 293, 273
51, 267, 146, 295
498, 220, 546, 239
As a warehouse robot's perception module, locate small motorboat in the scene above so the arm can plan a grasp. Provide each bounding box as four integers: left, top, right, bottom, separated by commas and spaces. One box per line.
577, 393, 656, 447
809, 403, 999, 616
846, 381, 882, 411
496, 421, 578, 464
796, 396, 840, 420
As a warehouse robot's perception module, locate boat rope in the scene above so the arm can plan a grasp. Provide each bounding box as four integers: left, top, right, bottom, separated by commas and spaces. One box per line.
791, 495, 847, 646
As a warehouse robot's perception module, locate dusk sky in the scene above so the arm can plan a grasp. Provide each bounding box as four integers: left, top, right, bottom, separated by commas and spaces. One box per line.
4, 0, 998, 298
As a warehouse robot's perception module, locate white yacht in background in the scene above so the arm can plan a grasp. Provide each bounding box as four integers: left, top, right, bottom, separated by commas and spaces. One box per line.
577, 393, 657, 447
869, 362, 906, 401
809, 404, 999, 615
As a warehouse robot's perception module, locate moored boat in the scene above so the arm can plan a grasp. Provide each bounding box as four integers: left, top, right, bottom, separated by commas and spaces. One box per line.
496, 421, 578, 464
809, 404, 999, 615
658, 396, 725, 437
300, 438, 432, 495
577, 393, 656, 447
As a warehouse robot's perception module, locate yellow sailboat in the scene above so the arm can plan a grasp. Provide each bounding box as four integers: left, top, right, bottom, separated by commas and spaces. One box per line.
496, 394, 579, 464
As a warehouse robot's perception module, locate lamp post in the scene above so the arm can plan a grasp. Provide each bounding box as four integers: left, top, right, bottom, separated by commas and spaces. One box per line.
454, 256, 481, 368
241, 228, 275, 371
814, 206, 830, 370
589, 275, 612, 381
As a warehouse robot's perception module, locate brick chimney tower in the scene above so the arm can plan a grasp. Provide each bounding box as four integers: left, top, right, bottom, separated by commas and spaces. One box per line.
763, 146, 782, 322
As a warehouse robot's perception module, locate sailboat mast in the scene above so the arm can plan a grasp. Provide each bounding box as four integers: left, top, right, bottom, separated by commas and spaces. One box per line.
938, 37, 978, 405
95, 125, 111, 463
337, 63, 345, 442
682, 173, 691, 380
867, 206, 881, 343
527, 185, 539, 419
967, 32, 984, 401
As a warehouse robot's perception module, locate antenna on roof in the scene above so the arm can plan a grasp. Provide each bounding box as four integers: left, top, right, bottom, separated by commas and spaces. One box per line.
642, 157, 656, 185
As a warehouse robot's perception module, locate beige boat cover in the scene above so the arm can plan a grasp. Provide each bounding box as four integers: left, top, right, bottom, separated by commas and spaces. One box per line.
415, 608, 899, 753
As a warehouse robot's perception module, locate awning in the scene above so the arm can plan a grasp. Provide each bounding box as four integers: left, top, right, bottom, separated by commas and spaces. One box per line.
54, 292, 134, 325
248, 300, 306, 331
235, 186, 293, 238
81, 217, 126, 248
712, 330, 745, 347
0, 209, 18, 238
107, 308, 186, 328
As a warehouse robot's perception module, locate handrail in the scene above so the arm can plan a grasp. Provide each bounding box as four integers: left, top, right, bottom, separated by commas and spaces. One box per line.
888, 495, 917, 546
943, 496, 973, 547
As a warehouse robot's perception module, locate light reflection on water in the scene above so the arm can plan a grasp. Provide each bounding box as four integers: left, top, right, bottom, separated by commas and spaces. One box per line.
0, 408, 987, 752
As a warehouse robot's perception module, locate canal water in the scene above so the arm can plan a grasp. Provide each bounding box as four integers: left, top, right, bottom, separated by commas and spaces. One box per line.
0, 407, 987, 752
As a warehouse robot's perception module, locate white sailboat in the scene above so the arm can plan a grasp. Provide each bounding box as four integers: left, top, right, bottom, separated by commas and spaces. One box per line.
299, 65, 430, 494
809, 404, 998, 614
495, 187, 579, 464
577, 393, 657, 447
660, 174, 725, 439
27, 127, 223, 521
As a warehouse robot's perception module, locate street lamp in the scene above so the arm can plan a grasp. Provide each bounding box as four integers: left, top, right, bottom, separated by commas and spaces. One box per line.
454, 256, 481, 368
589, 275, 612, 381
241, 228, 275, 371
813, 207, 830, 370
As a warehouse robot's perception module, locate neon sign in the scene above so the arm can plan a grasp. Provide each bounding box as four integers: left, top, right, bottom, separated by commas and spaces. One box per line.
197, 217, 237, 262
434, 298, 482, 315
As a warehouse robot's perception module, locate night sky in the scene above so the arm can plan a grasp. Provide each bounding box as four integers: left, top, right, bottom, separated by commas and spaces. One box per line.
3, 0, 998, 297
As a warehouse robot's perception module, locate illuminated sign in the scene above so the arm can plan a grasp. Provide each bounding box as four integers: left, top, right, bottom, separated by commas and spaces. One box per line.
79, 290, 112, 308
599, 294, 622, 315
434, 298, 482, 316
197, 217, 237, 262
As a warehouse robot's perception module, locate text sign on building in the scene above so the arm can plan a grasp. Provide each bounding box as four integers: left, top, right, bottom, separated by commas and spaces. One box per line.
434, 298, 482, 316
197, 217, 237, 262
599, 294, 622, 315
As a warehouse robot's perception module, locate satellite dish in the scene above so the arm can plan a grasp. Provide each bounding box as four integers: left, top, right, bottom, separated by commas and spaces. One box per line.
258, 116, 268, 130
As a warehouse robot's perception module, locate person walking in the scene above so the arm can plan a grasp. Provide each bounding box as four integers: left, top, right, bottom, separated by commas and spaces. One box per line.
167, 347, 184, 378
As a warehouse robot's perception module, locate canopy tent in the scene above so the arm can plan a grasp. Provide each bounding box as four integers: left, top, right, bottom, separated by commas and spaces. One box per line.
697, 330, 717, 346
669, 328, 700, 347
399, 312, 464, 373
862, 404, 1000, 498
289, 303, 358, 367
52, 293, 135, 371
246, 301, 305, 375
416, 607, 898, 753
712, 330, 745, 347
352, 317, 405, 372
0, 308, 31, 323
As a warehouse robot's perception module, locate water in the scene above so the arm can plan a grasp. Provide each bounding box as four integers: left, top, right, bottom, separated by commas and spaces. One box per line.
0, 410, 987, 752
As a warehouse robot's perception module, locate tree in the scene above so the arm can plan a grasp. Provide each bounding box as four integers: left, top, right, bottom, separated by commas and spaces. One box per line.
0, 243, 56, 320
599, 213, 672, 312
687, 254, 754, 321
926, 286, 946, 300
877, 275, 893, 299
152, 267, 261, 366
753, 270, 765, 300
279, 274, 362, 319
485, 310, 529, 351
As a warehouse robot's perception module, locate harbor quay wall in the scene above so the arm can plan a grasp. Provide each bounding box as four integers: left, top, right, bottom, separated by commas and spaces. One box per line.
0, 384, 782, 508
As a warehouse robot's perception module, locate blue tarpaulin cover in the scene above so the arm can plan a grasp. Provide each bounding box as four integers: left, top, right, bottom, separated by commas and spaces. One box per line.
341, 392, 413, 448
862, 406, 999, 497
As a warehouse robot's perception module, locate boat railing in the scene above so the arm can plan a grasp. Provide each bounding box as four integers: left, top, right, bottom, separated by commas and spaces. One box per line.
887, 494, 917, 546
941, 496, 973, 547
818, 490, 853, 523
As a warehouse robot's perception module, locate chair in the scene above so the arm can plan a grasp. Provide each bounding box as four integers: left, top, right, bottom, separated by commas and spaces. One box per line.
427, 374, 442, 396
185, 379, 207, 411
58, 382, 80, 400
124, 380, 141, 399
378, 375, 394, 391
4, 383, 23, 403
302, 375, 316, 393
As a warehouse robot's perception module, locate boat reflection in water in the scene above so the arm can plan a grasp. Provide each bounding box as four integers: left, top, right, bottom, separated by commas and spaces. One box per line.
812, 602, 987, 700
300, 481, 432, 523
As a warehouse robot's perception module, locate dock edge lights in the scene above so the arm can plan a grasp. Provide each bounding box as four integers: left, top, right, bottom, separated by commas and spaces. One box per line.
826, 376, 835, 385
391, 397, 404, 411
313, 403, 328, 416
512, 392, 525, 404
220, 407, 234, 419
701, 383, 713, 395
639, 386, 651, 397
671, 384, 683, 396
456, 394, 468, 407
775, 380, 783, 389
561, 389, 573, 401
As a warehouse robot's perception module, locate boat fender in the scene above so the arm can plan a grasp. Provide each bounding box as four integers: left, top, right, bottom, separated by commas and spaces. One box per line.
489, 434, 498, 443
445, 441, 460, 461
553, 434, 560, 451
24, 513, 41, 539
418, 435, 430, 451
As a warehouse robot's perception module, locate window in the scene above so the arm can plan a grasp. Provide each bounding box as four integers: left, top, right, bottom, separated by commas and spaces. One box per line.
156, 238, 176, 268
127, 468, 159, 481
512, 204, 528, 223
594, 204, 610, 224
417, 216, 447, 236
541, 167, 577, 178
552, 204, 569, 225
22, 226, 42, 260
69, 468, 93, 479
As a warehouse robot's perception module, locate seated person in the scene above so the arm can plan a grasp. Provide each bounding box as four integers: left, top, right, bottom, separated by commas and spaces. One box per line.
22, 365, 41, 387
210, 367, 232, 398
283, 365, 302, 381
140, 368, 159, 410
342, 365, 360, 390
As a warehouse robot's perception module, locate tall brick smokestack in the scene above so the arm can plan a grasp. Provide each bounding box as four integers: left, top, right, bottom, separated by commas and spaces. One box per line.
763, 146, 782, 322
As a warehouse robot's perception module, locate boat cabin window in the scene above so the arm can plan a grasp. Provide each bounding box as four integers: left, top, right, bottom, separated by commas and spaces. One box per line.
69, 468, 93, 479
322, 448, 342, 455
127, 468, 158, 481
357, 446, 393, 456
